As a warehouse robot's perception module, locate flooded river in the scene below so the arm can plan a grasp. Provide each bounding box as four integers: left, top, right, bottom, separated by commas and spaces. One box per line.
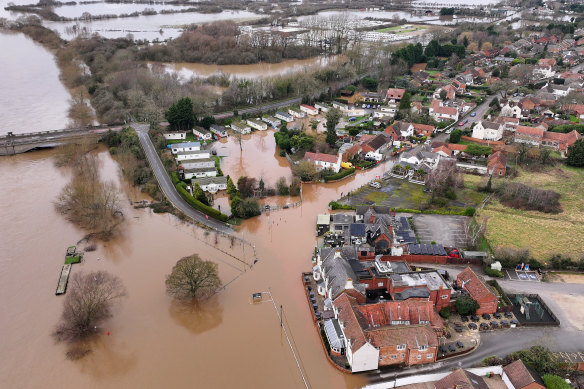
0, 134, 392, 388
0, 32, 71, 135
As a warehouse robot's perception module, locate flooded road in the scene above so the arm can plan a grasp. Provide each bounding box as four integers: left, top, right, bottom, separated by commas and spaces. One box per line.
0, 32, 71, 135
0, 135, 391, 388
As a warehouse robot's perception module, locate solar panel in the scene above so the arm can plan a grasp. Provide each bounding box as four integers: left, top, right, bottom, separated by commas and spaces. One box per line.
432, 245, 440, 255
438, 245, 447, 256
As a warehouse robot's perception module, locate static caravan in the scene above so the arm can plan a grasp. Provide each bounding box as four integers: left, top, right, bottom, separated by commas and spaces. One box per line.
171, 141, 201, 154
247, 118, 268, 131
230, 121, 251, 134
163, 131, 186, 140
193, 126, 212, 140
262, 115, 281, 128
210, 124, 229, 138
275, 111, 294, 123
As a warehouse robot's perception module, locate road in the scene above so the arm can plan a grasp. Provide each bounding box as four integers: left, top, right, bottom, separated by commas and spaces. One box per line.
133, 123, 233, 234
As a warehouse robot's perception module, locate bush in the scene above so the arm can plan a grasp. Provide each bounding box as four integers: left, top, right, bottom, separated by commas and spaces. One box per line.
454, 295, 480, 315
279, 150, 286, 157
329, 201, 354, 210
449, 129, 462, 143
439, 307, 451, 319
238, 198, 261, 218
464, 207, 476, 216
543, 375, 571, 389
484, 267, 504, 278
170, 172, 180, 185
175, 183, 228, 222
323, 168, 356, 182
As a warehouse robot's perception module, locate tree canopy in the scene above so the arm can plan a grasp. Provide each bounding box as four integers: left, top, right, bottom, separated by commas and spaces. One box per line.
326, 108, 341, 146
449, 129, 462, 143
166, 254, 221, 300
454, 295, 480, 315
166, 97, 196, 131
567, 139, 584, 167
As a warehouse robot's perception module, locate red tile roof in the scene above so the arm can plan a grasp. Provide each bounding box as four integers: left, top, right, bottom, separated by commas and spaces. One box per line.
435, 369, 489, 389
304, 152, 339, 164
503, 360, 545, 389
516, 125, 544, 137
367, 325, 438, 349
432, 146, 452, 156
456, 267, 497, 303
301, 104, 316, 110
387, 88, 406, 100
447, 144, 468, 152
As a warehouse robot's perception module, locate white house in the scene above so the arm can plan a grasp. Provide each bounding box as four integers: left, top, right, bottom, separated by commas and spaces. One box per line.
533, 65, 555, 79
175, 150, 210, 161
193, 127, 212, 140
178, 157, 215, 170
163, 131, 186, 140
288, 108, 305, 118
332, 101, 349, 112
210, 124, 228, 138
191, 176, 228, 193
275, 111, 294, 122
300, 104, 319, 116
247, 118, 268, 131
304, 152, 342, 173
472, 120, 504, 141
315, 102, 330, 113
262, 115, 281, 128
182, 167, 217, 180
399, 152, 422, 165
171, 141, 201, 154
230, 121, 251, 134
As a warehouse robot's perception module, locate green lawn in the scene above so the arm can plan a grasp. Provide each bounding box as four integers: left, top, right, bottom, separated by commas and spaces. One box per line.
569, 115, 580, 123
365, 191, 389, 204
376, 25, 424, 34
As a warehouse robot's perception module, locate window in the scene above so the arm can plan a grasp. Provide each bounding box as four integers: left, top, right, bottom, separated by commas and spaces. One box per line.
378, 282, 384, 287
417, 355, 422, 360
427, 354, 433, 359
418, 345, 428, 351
390, 355, 396, 360
396, 344, 406, 351
441, 295, 449, 299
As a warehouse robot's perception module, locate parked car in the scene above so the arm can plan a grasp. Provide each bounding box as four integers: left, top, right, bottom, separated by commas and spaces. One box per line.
456, 341, 464, 349
454, 323, 464, 333
468, 323, 478, 330
471, 315, 480, 322
471, 112, 477, 117
445, 128, 453, 134
448, 344, 457, 352
369, 181, 381, 189
349, 117, 357, 122
482, 313, 491, 320
494, 313, 502, 319
461, 315, 469, 322
458, 120, 467, 126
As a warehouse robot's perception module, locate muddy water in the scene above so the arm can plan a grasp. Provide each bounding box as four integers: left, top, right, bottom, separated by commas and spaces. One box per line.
163, 56, 340, 80
0, 139, 393, 388
0, 32, 71, 135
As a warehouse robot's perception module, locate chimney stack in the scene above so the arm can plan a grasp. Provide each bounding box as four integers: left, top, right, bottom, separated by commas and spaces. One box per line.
345, 278, 354, 290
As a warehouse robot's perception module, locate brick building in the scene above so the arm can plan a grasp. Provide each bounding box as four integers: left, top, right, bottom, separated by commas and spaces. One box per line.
456, 267, 498, 315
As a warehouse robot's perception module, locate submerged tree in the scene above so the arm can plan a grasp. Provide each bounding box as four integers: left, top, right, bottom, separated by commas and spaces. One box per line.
54, 271, 126, 342
166, 254, 222, 300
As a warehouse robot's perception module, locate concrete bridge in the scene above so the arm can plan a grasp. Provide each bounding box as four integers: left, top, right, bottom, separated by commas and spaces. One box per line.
0, 125, 124, 156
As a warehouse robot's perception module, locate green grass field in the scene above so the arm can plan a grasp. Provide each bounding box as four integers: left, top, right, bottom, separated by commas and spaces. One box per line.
376, 25, 424, 34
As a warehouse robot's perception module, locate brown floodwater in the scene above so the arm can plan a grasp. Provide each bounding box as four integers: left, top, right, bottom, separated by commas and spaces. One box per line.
0, 32, 72, 135
0, 135, 390, 388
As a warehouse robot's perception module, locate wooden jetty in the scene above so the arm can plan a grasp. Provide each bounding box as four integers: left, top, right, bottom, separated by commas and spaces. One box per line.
56, 263, 72, 295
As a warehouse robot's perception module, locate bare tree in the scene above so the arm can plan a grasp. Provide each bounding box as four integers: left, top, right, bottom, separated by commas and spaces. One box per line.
166, 254, 222, 300
425, 159, 464, 195
54, 271, 126, 342
463, 217, 488, 249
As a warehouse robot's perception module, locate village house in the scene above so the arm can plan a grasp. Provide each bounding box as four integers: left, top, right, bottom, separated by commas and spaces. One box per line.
210, 124, 228, 138
162, 131, 186, 140
374, 104, 398, 119
175, 149, 211, 161
541, 130, 581, 153
288, 107, 306, 119
275, 111, 294, 122
493, 116, 519, 132
429, 99, 459, 122
171, 141, 201, 154
230, 121, 251, 134
386, 88, 406, 103
514, 125, 544, 146
500, 102, 523, 119
300, 104, 319, 116
247, 118, 268, 131
472, 120, 504, 141
362, 133, 391, 161
304, 152, 342, 173
192, 126, 212, 140
487, 151, 507, 177
387, 121, 415, 140
564, 104, 584, 120
262, 115, 281, 128
191, 176, 228, 193
502, 360, 546, 389
456, 267, 498, 315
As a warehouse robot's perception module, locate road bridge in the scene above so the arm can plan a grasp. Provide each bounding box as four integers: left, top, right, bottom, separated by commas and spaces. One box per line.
0, 125, 124, 156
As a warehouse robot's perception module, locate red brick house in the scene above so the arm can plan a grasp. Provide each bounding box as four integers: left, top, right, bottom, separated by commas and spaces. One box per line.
502, 360, 546, 389
487, 151, 507, 177
542, 130, 581, 153
456, 267, 498, 315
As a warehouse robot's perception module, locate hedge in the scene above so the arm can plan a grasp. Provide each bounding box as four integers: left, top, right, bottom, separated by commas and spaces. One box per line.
324, 168, 356, 182
329, 201, 355, 210
175, 183, 229, 222
484, 267, 504, 278
170, 171, 180, 185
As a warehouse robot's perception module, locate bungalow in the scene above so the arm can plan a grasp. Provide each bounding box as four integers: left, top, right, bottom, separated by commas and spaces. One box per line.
304, 152, 342, 173
487, 151, 507, 177
399, 152, 422, 165
314, 102, 330, 113
262, 115, 281, 128
175, 150, 211, 161
163, 131, 186, 140
288, 108, 305, 119
386, 88, 405, 102
181, 167, 217, 180
171, 141, 201, 154
300, 104, 319, 116
514, 125, 544, 146
362, 133, 391, 160
563, 103, 584, 120
429, 100, 459, 122
502, 360, 546, 389
456, 267, 498, 315
432, 145, 452, 158
192, 126, 212, 140
247, 118, 268, 131
191, 176, 228, 193
472, 120, 504, 141
178, 157, 215, 170
230, 121, 251, 134
332, 101, 349, 112
210, 124, 228, 138
275, 111, 294, 123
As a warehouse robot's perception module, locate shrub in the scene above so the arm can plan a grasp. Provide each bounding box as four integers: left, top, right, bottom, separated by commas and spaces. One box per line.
439, 307, 451, 319
279, 150, 286, 157
454, 295, 480, 315
484, 267, 504, 278
497, 182, 562, 213
175, 183, 228, 222
464, 207, 476, 216
543, 375, 571, 389
238, 198, 261, 218
170, 172, 180, 185
323, 168, 355, 182
329, 201, 354, 210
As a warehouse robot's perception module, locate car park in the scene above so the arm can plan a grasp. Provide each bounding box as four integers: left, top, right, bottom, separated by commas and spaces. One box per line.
448, 344, 456, 352
493, 313, 502, 319
468, 323, 478, 330
456, 341, 464, 349
482, 314, 491, 320
461, 315, 469, 322
490, 321, 499, 328
471, 315, 480, 322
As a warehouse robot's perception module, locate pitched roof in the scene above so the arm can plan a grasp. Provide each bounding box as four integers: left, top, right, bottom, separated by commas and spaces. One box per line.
432, 145, 452, 156
366, 134, 390, 151
503, 360, 545, 389
386, 88, 406, 99
412, 123, 435, 132
488, 151, 507, 168
447, 144, 468, 152
304, 152, 339, 164
516, 125, 544, 137
435, 369, 490, 389
367, 324, 438, 349
456, 267, 497, 303
481, 120, 502, 130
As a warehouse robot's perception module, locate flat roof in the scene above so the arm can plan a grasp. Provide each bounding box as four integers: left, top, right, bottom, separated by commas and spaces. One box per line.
390, 271, 449, 291
317, 214, 331, 225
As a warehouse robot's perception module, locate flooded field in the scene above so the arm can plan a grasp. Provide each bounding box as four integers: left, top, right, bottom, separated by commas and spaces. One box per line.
0, 133, 390, 387
0, 32, 71, 135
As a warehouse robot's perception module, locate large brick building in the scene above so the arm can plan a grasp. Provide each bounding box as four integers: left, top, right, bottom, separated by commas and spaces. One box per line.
456, 267, 499, 315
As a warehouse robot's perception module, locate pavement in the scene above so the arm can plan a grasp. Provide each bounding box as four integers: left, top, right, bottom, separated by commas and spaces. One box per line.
133, 123, 233, 234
